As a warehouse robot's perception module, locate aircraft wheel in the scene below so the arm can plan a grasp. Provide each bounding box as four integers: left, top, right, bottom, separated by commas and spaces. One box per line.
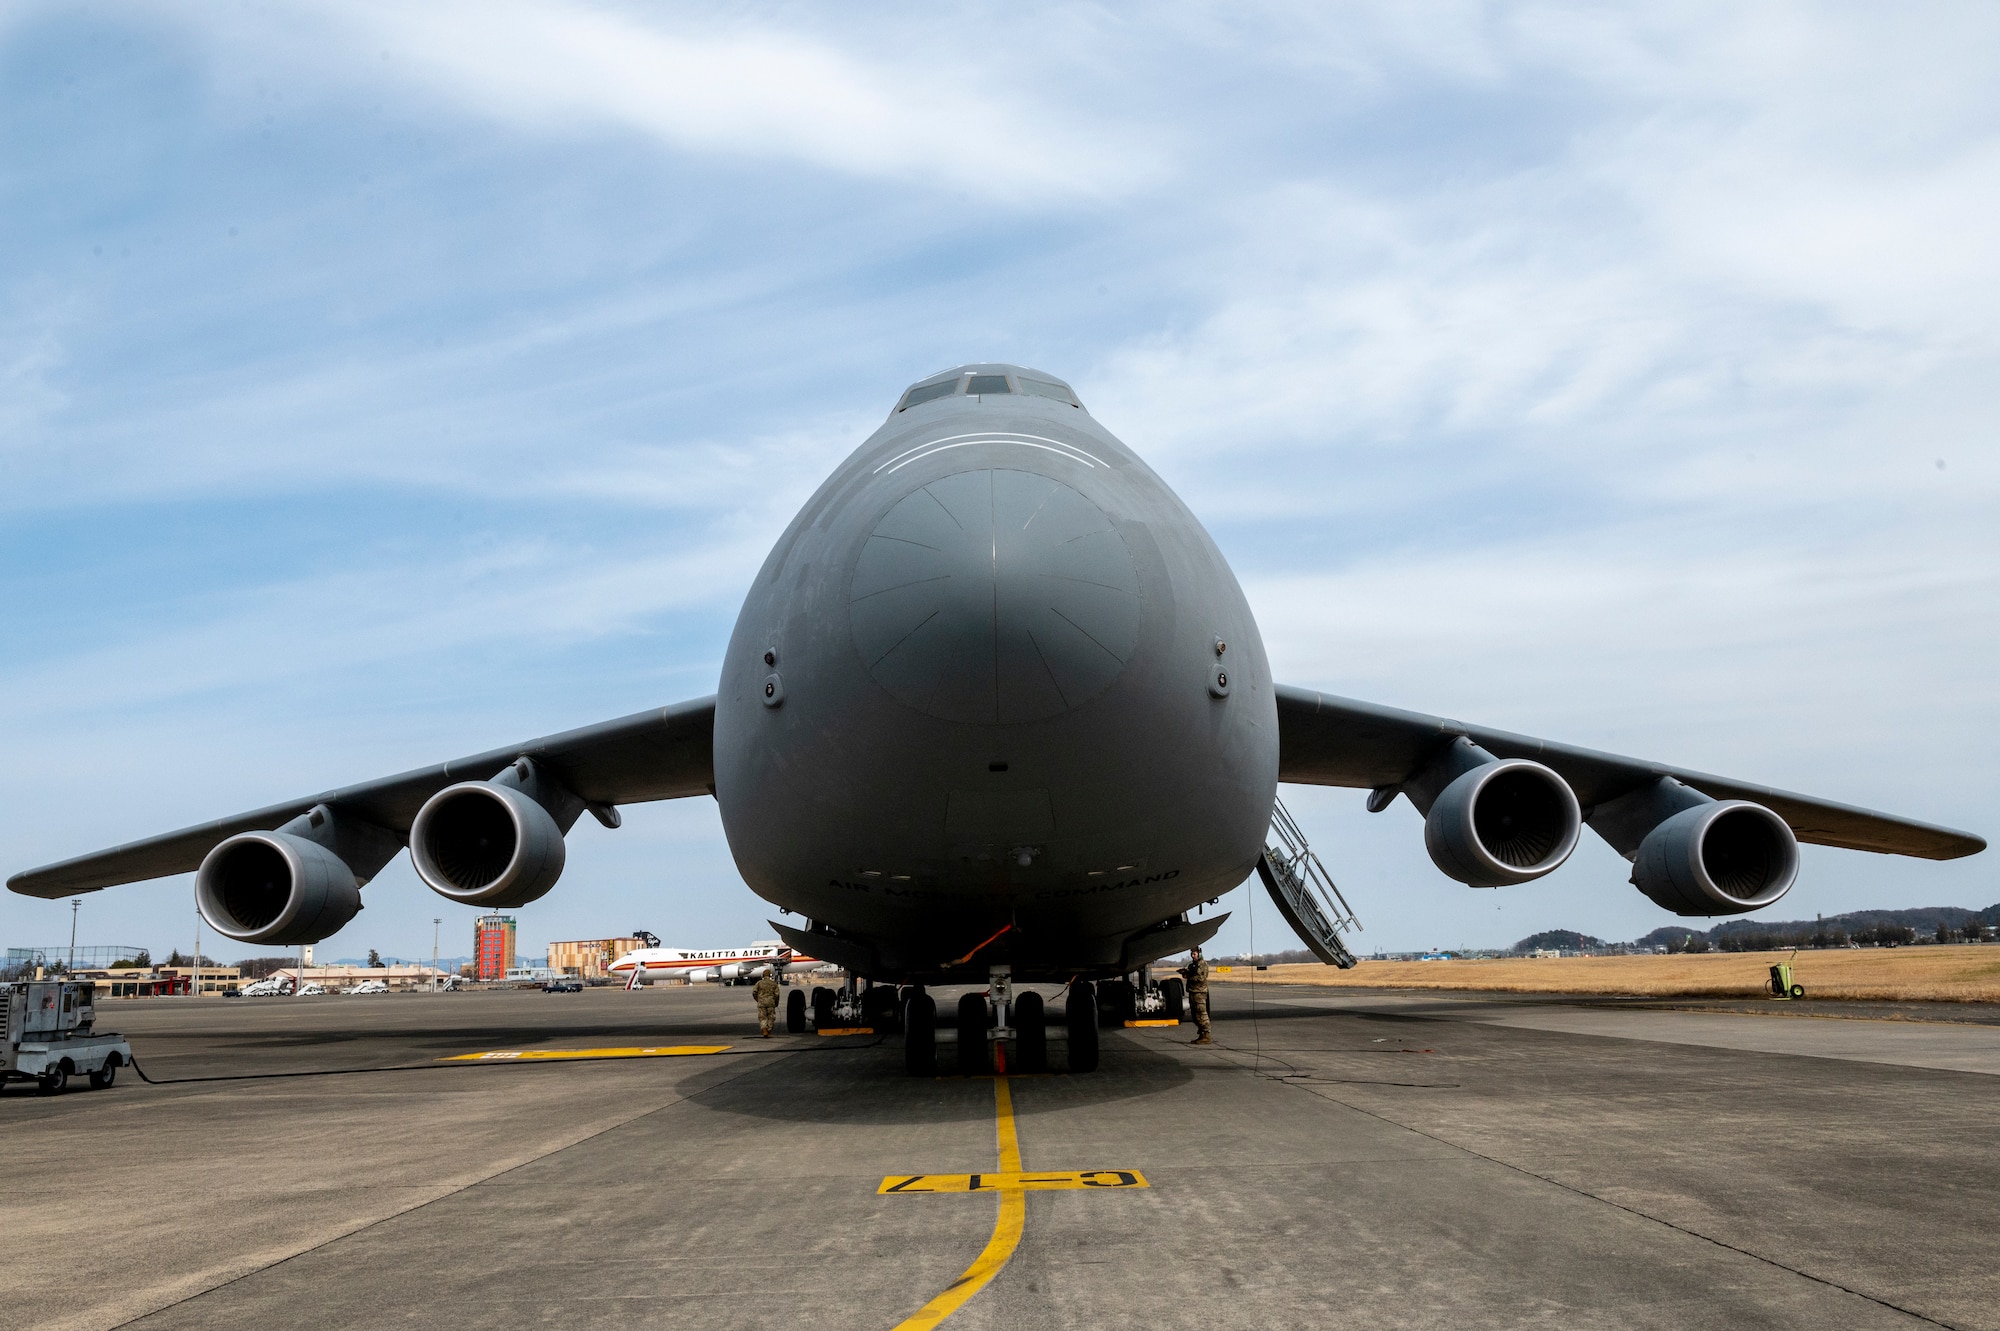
1162, 978, 1185, 1021
786, 987, 807, 1033
810, 986, 835, 1029
878, 986, 904, 1034
1099, 979, 1133, 1029
904, 993, 937, 1076
1014, 991, 1046, 1073
956, 992, 989, 1076
1066, 982, 1099, 1073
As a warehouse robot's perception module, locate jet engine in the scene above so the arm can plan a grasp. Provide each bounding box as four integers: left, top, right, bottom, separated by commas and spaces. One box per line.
1415, 747, 1582, 888
194, 803, 394, 945
410, 764, 574, 908
686, 968, 715, 983
196, 831, 363, 945
1632, 800, 1798, 916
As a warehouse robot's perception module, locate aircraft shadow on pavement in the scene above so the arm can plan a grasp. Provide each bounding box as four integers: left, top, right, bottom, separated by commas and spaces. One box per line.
689, 1032, 1196, 1126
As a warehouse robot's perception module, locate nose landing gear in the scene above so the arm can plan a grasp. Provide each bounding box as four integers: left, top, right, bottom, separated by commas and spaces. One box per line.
899, 969, 1091, 1075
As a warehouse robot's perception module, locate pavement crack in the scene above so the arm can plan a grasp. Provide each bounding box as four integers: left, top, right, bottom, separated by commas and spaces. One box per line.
1199, 1045, 1963, 1330
105, 1054, 778, 1331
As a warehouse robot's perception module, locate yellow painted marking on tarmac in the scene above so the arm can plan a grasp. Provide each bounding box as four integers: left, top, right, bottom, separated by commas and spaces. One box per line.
1125, 1019, 1180, 1027
888, 1077, 1025, 1331
817, 1027, 875, 1036
438, 1045, 731, 1062
879, 1169, 1148, 1194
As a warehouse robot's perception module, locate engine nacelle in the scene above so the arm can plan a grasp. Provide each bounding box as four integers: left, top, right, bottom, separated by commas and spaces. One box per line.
196, 831, 363, 945
1423, 758, 1582, 888
687, 968, 716, 984
410, 779, 567, 908
1632, 800, 1798, 916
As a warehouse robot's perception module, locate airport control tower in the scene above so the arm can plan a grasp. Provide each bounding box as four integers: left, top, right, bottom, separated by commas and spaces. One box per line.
473, 915, 515, 981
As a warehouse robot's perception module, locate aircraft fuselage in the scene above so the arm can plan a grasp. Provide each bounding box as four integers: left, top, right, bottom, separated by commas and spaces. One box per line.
712, 365, 1275, 979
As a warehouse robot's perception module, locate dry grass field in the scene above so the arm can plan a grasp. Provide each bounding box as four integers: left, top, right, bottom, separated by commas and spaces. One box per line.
1211, 944, 2000, 1003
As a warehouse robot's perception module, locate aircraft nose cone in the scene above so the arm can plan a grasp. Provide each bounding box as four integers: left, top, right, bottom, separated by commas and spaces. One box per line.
849, 468, 1142, 724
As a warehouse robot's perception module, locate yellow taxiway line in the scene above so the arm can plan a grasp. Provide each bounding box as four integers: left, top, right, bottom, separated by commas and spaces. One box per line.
438, 1046, 731, 1062
890, 1076, 1027, 1331
879, 1169, 1147, 1193
884, 1076, 1148, 1329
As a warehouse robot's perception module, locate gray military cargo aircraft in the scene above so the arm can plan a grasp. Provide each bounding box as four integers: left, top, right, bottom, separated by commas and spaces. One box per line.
10, 363, 1985, 1074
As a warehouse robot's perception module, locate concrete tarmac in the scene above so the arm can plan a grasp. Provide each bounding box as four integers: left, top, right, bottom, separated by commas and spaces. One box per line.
3, 984, 1995, 1331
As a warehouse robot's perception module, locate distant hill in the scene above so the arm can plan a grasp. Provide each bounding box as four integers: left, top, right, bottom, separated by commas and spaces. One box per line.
1511, 930, 1605, 954
1634, 905, 1999, 952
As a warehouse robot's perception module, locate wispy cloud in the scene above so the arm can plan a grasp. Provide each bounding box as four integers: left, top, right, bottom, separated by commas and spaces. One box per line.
173, 0, 1161, 202
4, 2, 1997, 957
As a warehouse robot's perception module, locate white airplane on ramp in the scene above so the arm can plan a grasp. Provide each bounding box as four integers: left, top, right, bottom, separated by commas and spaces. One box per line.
608, 940, 826, 988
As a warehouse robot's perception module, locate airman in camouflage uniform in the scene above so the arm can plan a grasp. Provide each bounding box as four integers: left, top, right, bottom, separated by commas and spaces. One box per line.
1181, 945, 1212, 1045
752, 967, 782, 1037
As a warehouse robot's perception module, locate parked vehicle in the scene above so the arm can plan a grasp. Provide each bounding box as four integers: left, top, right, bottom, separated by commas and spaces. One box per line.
343, 980, 390, 995
543, 979, 583, 993
3, 981, 132, 1095
295, 983, 327, 996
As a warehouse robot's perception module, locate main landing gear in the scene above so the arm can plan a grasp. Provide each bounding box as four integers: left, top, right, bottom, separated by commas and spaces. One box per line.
1096, 966, 1183, 1026
786, 987, 807, 1033
904, 987, 936, 1076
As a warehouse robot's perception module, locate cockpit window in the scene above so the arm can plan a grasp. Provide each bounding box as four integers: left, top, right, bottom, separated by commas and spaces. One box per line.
966, 374, 1012, 395
899, 379, 960, 410
1019, 378, 1079, 406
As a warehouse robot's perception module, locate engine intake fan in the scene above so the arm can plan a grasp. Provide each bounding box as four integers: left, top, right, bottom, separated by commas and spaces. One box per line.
1587, 776, 1800, 917
1401, 739, 1582, 887
1633, 801, 1799, 916
410, 757, 582, 908
194, 804, 395, 945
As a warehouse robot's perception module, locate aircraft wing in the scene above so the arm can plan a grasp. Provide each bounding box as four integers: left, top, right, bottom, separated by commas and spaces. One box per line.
1275, 685, 1984, 860
7, 695, 717, 899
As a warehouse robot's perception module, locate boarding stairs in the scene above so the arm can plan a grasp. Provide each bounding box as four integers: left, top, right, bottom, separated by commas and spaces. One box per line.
1256, 797, 1362, 969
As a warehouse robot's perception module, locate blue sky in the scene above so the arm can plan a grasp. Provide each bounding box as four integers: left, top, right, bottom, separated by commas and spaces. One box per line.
3, 2, 1996, 964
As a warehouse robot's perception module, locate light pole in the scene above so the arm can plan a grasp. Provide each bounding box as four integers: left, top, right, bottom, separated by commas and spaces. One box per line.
432, 918, 441, 992
193, 902, 202, 998
68, 898, 79, 973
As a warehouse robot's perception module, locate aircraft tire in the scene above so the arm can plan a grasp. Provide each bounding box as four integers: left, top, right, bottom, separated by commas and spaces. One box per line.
1066, 981, 1099, 1073
810, 986, 835, 1029
904, 993, 937, 1076
786, 987, 807, 1033
1162, 978, 1186, 1021
956, 992, 989, 1076
1098, 979, 1133, 1029
1014, 991, 1047, 1073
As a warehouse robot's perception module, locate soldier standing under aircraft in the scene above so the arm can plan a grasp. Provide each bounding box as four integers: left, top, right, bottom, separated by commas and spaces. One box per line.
752, 966, 782, 1038
1181, 945, 1212, 1045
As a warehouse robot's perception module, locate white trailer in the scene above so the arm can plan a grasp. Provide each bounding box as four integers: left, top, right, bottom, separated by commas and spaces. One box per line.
2, 980, 133, 1096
